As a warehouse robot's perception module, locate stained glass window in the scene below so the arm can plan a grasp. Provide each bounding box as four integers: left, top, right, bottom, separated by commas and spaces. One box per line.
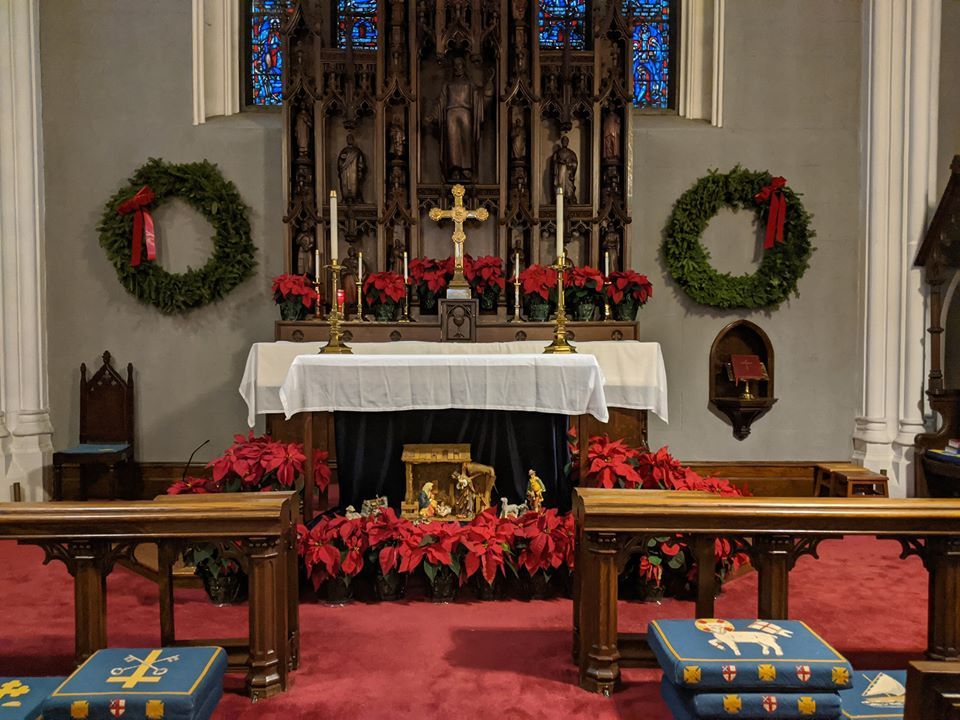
338, 0, 379, 50
248, 0, 293, 106
624, 0, 673, 109
539, 1, 587, 50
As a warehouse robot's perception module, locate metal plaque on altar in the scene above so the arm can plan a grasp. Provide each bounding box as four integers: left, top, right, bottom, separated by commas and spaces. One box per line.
444, 286, 472, 299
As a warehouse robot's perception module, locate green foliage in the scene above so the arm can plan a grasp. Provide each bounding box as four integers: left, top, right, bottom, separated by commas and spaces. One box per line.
661, 166, 815, 310
98, 158, 256, 314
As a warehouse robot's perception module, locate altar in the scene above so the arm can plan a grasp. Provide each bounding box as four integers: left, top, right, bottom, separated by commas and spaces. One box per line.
239, 340, 668, 518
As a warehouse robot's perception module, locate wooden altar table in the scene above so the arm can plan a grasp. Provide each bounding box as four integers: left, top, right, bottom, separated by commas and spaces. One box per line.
0, 493, 298, 701
572, 489, 960, 695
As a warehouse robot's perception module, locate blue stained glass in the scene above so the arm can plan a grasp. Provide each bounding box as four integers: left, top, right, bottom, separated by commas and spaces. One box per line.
338, 0, 379, 49
624, 0, 671, 108
249, 0, 293, 106
539, 0, 587, 49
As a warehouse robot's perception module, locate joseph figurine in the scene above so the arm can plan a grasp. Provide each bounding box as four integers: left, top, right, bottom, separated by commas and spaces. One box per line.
431, 57, 492, 183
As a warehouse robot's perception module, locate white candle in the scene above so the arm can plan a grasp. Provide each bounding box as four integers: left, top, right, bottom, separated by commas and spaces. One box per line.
403, 251, 408, 281
315, 243, 321, 278
358, 251, 363, 285
515, 251, 520, 281
556, 188, 564, 260
605, 250, 610, 276
329, 191, 338, 260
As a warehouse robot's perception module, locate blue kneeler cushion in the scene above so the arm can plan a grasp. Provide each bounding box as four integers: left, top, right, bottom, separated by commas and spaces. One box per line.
838, 670, 905, 719
0, 677, 65, 720
649, 619, 854, 692
661, 677, 842, 719
42, 647, 226, 720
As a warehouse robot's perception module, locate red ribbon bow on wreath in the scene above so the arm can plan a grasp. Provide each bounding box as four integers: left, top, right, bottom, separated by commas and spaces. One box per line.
754, 176, 787, 250
116, 185, 157, 267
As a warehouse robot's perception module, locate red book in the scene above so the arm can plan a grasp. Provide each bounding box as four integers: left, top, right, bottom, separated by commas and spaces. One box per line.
730, 354, 765, 383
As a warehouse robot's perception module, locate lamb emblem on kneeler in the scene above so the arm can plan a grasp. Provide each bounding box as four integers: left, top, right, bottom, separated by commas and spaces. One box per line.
695, 618, 794, 657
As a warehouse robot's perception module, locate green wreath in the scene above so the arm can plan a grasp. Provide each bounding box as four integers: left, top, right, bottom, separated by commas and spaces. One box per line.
98, 158, 256, 314
662, 167, 815, 310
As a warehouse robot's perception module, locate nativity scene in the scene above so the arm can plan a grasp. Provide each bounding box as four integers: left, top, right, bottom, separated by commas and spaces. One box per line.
1, 1, 959, 718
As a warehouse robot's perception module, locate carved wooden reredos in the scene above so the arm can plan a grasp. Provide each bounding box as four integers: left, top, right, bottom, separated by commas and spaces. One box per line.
281, 1, 635, 292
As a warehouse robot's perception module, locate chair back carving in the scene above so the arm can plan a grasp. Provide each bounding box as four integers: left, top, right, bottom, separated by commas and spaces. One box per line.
79, 351, 134, 445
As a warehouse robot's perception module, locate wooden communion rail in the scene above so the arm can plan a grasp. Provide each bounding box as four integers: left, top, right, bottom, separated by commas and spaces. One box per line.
572, 490, 960, 695
0, 492, 298, 701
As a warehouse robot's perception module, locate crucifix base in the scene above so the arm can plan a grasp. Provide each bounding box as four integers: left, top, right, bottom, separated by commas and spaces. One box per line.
445, 282, 471, 300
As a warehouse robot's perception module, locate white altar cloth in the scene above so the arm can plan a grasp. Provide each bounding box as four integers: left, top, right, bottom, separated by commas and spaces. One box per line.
240, 340, 668, 426
278, 353, 609, 421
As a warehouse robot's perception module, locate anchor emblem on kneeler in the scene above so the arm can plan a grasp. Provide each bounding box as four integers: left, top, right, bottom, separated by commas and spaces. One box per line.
108, 650, 180, 689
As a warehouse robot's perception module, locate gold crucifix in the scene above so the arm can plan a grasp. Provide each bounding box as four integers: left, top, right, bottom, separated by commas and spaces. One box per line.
428, 184, 489, 298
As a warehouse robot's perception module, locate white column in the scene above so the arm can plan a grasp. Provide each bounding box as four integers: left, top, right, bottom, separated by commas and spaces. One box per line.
0, 0, 52, 501
854, 0, 941, 497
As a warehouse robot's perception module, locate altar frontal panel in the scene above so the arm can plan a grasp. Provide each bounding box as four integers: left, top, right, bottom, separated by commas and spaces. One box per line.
43, 647, 226, 720
649, 619, 853, 692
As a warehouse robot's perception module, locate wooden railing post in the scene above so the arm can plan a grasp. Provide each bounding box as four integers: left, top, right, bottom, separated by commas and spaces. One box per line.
245, 537, 284, 701
578, 531, 621, 696
68, 540, 109, 661
693, 535, 717, 618
926, 537, 960, 661
754, 535, 792, 619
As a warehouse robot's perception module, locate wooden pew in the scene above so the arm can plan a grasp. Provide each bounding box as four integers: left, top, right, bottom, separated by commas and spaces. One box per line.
0, 492, 298, 701
572, 490, 960, 695
905, 661, 960, 719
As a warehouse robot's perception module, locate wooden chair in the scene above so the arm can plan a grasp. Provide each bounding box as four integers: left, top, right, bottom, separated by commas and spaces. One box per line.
52, 351, 136, 500
813, 462, 863, 496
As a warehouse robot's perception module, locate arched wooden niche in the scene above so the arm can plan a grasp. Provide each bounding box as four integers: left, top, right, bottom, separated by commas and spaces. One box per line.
709, 320, 777, 440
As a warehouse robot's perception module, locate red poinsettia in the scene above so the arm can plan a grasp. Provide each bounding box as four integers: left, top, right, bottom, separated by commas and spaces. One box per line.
605, 270, 653, 306
363, 271, 406, 306
297, 515, 367, 589
635, 445, 686, 490
167, 432, 331, 496
587, 435, 643, 489
364, 507, 405, 576
410, 257, 449, 295
515, 509, 567, 575
167, 476, 214, 494
272, 274, 317, 309
465, 255, 505, 297
459, 509, 516, 586
565, 266, 606, 305
518, 264, 558, 302
398, 521, 462, 581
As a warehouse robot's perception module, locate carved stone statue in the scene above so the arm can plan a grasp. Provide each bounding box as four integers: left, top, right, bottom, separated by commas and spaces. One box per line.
388, 114, 406, 159
341, 243, 369, 310
429, 56, 493, 183
295, 110, 312, 158
510, 112, 526, 161
337, 134, 367, 203
602, 112, 621, 163
295, 230, 316, 276
552, 135, 578, 202
603, 226, 620, 273
388, 226, 406, 276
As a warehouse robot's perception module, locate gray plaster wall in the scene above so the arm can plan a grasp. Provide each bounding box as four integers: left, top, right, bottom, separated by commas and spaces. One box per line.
630, 0, 863, 459
40, 0, 863, 463
41, 0, 283, 462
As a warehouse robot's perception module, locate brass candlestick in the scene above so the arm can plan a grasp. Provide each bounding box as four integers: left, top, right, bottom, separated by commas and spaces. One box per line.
399, 280, 412, 322
603, 279, 613, 322
509, 281, 523, 322
320, 259, 352, 354
355, 277, 365, 322
543, 254, 576, 354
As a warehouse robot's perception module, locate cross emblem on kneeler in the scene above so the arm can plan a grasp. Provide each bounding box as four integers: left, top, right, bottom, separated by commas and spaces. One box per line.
428, 184, 489, 298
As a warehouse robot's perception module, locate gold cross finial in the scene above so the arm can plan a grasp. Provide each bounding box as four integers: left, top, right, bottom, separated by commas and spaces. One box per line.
428, 184, 489, 298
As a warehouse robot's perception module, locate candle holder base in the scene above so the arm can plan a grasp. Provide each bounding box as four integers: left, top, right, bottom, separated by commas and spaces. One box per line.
543, 256, 576, 354
319, 261, 352, 354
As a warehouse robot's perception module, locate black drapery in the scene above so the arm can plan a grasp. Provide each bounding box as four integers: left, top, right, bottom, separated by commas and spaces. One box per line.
334, 410, 573, 513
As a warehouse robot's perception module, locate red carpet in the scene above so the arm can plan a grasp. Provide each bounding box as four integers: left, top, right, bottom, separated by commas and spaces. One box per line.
0, 536, 925, 719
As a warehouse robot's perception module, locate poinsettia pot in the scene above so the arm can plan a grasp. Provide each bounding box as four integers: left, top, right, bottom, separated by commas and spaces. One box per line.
418, 289, 439, 314
426, 565, 459, 603
613, 299, 638, 321
479, 288, 500, 312
279, 299, 309, 321
318, 576, 354, 606
200, 570, 247, 606
574, 302, 596, 321
515, 569, 554, 600
637, 579, 665, 604
527, 299, 550, 322
374, 569, 406, 601
372, 302, 398, 322
472, 574, 504, 600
